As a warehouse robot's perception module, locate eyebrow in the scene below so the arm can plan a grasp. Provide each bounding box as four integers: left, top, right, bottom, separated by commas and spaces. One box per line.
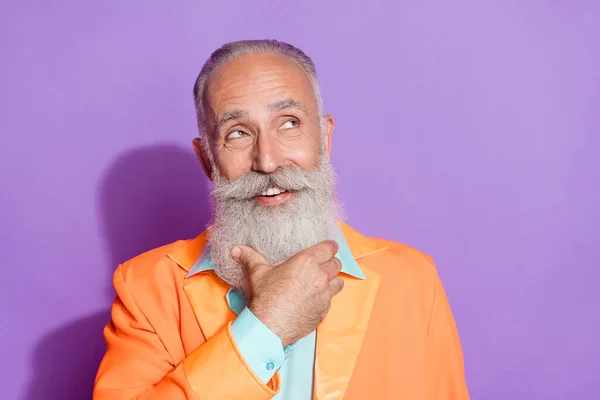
215, 98, 307, 133
267, 98, 307, 114
216, 109, 249, 132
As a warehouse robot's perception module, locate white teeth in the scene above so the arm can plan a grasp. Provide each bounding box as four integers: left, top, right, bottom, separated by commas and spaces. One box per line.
260, 186, 286, 196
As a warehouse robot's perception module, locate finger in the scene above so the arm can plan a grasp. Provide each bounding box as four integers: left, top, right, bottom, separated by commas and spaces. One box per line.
303, 240, 339, 265
328, 276, 345, 296
320, 257, 342, 280
231, 245, 268, 272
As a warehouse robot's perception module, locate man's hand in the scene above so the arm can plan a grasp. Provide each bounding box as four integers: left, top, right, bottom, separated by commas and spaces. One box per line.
231, 241, 344, 348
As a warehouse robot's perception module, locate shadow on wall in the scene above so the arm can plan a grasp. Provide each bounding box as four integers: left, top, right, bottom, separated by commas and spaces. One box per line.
24, 144, 212, 400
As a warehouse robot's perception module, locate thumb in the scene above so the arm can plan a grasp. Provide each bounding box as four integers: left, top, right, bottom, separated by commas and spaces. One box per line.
231, 245, 268, 272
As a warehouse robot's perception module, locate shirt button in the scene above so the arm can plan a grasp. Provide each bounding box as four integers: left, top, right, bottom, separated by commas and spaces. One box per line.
266, 362, 275, 371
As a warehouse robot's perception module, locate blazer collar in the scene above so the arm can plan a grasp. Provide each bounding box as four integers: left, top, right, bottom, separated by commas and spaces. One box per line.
184, 224, 367, 280
167, 221, 389, 275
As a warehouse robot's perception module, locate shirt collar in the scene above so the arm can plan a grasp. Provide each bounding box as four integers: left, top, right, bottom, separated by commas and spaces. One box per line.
186, 225, 366, 280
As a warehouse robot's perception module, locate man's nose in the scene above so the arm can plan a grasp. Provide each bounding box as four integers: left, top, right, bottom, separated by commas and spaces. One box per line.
252, 133, 283, 174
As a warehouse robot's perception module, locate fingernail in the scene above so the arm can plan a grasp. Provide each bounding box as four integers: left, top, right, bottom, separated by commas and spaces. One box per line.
231, 246, 241, 259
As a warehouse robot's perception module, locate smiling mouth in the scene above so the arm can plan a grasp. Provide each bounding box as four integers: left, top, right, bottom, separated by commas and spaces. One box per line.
255, 185, 293, 206
258, 185, 287, 197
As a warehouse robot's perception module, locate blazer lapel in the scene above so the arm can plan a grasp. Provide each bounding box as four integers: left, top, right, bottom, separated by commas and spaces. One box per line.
168, 232, 236, 340
313, 265, 381, 400
313, 223, 389, 400
183, 272, 236, 339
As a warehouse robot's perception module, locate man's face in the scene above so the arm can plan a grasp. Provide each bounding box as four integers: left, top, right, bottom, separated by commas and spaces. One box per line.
193, 52, 339, 288
195, 52, 334, 204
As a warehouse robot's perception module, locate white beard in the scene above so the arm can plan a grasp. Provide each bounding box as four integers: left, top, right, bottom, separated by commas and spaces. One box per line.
207, 154, 341, 288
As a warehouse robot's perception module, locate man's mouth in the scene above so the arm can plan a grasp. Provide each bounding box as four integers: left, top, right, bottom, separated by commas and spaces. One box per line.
255, 185, 293, 206
259, 186, 287, 197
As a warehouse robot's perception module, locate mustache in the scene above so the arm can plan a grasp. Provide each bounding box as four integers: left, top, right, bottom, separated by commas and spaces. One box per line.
212, 164, 328, 201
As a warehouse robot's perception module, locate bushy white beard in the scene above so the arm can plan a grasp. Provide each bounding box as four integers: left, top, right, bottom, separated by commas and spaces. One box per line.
208, 154, 341, 288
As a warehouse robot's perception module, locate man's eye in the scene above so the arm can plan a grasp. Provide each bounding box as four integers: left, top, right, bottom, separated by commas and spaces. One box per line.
281, 120, 298, 129
226, 130, 246, 140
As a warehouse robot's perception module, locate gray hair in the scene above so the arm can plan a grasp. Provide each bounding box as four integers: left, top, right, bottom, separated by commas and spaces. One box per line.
192, 40, 324, 148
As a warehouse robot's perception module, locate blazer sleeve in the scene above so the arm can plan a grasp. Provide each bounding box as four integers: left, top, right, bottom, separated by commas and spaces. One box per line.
425, 270, 470, 400
93, 265, 280, 400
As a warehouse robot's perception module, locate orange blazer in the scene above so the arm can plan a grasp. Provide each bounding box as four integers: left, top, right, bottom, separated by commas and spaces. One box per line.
94, 223, 469, 399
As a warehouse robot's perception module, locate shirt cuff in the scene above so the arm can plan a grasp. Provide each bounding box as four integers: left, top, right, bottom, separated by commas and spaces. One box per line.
230, 307, 286, 384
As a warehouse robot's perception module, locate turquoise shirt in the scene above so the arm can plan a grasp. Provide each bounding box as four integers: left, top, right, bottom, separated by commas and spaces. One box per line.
186, 227, 365, 399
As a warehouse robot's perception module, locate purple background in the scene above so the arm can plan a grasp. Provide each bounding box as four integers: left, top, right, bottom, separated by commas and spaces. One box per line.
1, 1, 599, 399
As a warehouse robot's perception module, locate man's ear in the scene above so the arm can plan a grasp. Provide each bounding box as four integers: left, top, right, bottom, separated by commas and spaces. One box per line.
192, 137, 213, 181
323, 114, 335, 159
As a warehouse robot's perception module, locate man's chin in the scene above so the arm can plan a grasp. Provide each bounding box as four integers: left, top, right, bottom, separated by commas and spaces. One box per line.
214, 262, 247, 290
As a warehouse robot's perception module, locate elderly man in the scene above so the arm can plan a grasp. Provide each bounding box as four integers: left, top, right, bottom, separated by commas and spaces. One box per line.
94, 40, 469, 400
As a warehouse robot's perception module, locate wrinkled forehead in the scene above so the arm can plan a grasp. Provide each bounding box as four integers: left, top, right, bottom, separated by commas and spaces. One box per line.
203, 52, 319, 123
